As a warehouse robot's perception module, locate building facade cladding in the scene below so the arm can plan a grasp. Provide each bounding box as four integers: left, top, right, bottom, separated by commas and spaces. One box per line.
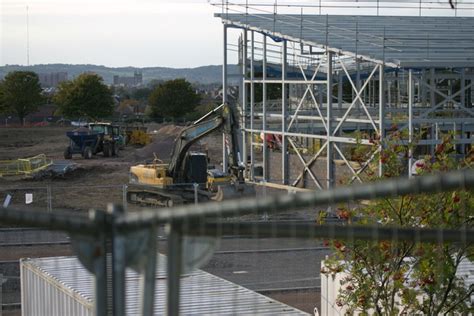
113, 71, 143, 87
218, 13, 474, 190
37, 72, 68, 88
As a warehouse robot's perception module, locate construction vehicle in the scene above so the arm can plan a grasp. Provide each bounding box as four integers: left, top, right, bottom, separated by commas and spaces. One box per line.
120, 122, 151, 146
126, 103, 255, 206
64, 123, 124, 159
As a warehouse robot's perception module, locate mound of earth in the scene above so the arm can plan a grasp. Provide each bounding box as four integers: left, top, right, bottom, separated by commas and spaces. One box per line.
133, 124, 223, 163
134, 124, 184, 162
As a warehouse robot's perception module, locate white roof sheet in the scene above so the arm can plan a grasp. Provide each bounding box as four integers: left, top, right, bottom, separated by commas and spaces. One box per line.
217, 13, 474, 68
22, 255, 309, 315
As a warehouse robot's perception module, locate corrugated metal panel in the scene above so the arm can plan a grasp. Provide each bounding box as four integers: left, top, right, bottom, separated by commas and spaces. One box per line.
21, 255, 309, 315
216, 13, 474, 68
21, 258, 94, 316
457, 259, 474, 304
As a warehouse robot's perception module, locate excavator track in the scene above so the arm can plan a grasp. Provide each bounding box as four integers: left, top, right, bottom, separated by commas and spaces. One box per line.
126, 184, 212, 207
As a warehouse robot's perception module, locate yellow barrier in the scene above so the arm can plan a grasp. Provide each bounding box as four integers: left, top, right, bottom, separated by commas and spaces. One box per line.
129, 130, 151, 146
0, 154, 53, 177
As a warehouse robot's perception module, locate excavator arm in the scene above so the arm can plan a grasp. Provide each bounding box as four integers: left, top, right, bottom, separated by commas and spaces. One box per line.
167, 103, 254, 201
168, 115, 224, 182
168, 103, 249, 185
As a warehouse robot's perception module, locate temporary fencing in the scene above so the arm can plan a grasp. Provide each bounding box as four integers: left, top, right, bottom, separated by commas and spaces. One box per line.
0, 170, 472, 315
0, 154, 52, 177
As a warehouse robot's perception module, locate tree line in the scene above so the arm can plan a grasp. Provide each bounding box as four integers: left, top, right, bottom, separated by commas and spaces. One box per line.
0, 71, 208, 124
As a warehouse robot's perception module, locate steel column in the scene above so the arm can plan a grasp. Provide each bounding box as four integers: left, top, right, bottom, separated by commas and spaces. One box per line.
282, 40, 289, 185
430, 68, 436, 108
461, 68, 466, 108
379, 64, 385, 177
337, 71, 343, 113
397, 71, 401, 107
222, 24, 229, 172
356, 60, 361, 116
262, 35, 268, 181
421, 69, 427, 106
408, 69, 414, 178
242, 30, 248, 178
430, 68, 436, 155
388, 80, 391, 107
250, 31, 255, 180
327, 52, 334, 189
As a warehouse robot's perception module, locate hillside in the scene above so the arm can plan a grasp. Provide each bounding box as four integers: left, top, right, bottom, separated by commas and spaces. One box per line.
0, 64, 240, 85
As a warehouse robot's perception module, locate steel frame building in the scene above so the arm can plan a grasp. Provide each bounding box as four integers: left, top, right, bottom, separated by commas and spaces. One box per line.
218, 12, 474, 190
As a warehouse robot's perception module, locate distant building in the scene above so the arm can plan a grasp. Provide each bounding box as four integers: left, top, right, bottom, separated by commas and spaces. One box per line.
113, 71, 143, 87
37, 72, 68, 88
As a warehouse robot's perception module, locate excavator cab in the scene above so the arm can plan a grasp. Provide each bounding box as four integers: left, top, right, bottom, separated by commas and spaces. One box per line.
182, 152, 208, 186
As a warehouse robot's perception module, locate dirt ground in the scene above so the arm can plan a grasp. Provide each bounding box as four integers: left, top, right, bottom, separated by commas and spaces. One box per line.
0, 125, 324, 315
0, 125, 225, 212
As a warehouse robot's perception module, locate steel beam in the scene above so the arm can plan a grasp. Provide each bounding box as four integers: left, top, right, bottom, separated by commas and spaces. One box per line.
244, 79, 327, 84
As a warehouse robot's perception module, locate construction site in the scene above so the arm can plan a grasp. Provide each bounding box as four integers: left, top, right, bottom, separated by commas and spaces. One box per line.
1, 1, 474, 315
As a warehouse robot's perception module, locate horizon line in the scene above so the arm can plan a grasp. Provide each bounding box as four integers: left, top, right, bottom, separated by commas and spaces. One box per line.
0, 63, 231, 69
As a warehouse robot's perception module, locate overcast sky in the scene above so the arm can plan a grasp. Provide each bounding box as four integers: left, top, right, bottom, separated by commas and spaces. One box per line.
1, 0, 231, 68
1, 0, 469, 68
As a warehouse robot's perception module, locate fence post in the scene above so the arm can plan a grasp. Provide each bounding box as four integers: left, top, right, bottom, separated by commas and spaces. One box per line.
122, 185, 128, 210
261, 180, 269, 221
167, 222, 183, 316
108, 204, 127, 316
0, 273, 3, 316
47, 185, 52, 212
193, 183, 199, 205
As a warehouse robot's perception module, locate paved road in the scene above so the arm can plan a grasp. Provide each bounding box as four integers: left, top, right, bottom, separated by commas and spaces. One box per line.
0, 228, 69, 245
203, 237, 328, 290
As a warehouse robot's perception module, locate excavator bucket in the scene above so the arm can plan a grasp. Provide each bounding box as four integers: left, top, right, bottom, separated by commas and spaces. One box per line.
212, 183, 256, 202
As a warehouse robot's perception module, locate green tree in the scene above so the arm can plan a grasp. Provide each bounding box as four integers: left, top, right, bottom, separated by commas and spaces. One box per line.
0, 71, 43, 124
132, 87, 152, 101
0, 83, 6, 113
148, 79, 201, 119
54, 73, 114, 120
323, 132, 473, 314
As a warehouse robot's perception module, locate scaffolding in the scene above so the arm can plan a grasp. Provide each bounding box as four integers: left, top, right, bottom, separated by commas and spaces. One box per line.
216, 2, 474, 190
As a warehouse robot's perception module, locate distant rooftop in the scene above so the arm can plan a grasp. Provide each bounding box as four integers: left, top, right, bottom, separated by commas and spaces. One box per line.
216, 14, 474, 68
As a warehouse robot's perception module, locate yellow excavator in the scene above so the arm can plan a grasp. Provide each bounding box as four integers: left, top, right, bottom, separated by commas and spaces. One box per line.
126, 103, 255, 207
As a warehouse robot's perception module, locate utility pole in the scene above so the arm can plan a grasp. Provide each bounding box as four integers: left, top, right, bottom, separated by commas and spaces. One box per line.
26, 5, 30, 66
